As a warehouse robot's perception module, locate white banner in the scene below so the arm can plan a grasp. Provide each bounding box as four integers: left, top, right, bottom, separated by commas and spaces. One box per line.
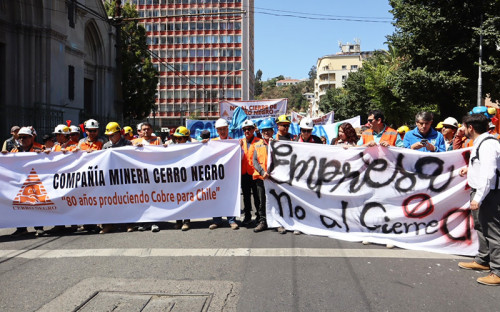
219, 99, 287, 120
0, 142, 241, 228
266, 141, 477, 256
291, 111, 335, 125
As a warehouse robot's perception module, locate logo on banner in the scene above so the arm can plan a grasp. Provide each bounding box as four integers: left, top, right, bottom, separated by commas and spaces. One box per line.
12, 168, 57, 211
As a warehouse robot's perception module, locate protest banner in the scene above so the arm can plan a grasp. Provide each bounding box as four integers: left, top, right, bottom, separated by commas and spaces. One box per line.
291, 111, 335, 125
0, 142, 241, 228
265, 140, 477, 256
219, 99, 287, 120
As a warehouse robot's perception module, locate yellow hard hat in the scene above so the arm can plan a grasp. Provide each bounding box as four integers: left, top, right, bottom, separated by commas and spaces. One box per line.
173, 126, 190, 137
435, 121, 444, 130
487, 107, 497, 116
397, 125, 410, 133
123, 126, 133, 136
276, 115, 291, 124
105, 122, 121, 135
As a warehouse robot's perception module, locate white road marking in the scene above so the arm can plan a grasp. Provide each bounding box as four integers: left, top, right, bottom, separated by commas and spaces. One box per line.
0, 248, 467, 259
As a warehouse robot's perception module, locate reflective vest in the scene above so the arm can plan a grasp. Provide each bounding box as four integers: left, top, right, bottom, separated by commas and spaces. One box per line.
53, 139, 78, 152
240, 136, 261, 175
462, 137, 474, 148
11, 145, 43, 153
361, 127, 398, 146
78, 138, 104, 151
252, 141, 269, 180
132, 137, 162, 145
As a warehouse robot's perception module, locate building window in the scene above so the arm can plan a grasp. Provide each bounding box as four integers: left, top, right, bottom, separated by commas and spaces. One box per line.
351, 65, 358, 70
68, 65, 74, 100
342, 65, 347, 70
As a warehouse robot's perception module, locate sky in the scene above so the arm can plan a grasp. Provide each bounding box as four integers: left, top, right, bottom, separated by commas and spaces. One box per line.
253, 0, 396, 80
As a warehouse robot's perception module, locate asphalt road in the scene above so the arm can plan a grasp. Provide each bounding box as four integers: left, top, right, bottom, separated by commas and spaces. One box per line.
0, 221, 497, 312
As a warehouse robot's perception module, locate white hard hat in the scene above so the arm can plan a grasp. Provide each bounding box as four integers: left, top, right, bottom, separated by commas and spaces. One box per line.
28, 126, 37, 136
84, 119, 99, 129
215, 118, 229, 128
18, 127, 33, 136
241, 119, 255, 129
442, 117, 458, 128
69, 125, 80, 133
53, 124, 70, 135
299, 117, 314, 130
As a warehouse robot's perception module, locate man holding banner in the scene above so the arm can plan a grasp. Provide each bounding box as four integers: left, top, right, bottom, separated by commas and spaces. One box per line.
359, 110, 403, 147
240, 120, 261, 226
458, 113, 500, 286
274, 115, 296, 141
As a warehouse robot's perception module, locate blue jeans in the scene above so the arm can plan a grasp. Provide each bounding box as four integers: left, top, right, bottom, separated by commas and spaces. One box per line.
212, 216, 236, 224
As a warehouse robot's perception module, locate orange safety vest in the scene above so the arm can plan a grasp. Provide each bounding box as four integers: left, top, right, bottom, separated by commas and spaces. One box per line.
361, 127, 398, 146
11, 145, 43, 153
240, 136, 261, 175
462, 137, 474, 148
53, 139, 78, 152
78, 138, 104, 151
252, 141, 269, 180
132, 137, 162, 145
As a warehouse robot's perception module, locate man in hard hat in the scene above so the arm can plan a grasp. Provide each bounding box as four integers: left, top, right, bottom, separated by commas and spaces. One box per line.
252, 119, 274, 233
274, 115, 296, 141
441, 117, 458, 151
208, 118, 239, 230
295, 117, 322, 144
397, 125, 410, 141
100, 122, 133, 234
69, 125, 81, 144
170, 126, 193, 231
240, 119, 262, 227
49, 124, 78, 152
359, 110, 403, 147
123, 126, 134, 141
78, 119, 103, 152
2, 127, 45, 236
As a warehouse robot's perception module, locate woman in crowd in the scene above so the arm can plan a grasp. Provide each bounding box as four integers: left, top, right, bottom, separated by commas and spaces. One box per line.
331, 122, 358, 148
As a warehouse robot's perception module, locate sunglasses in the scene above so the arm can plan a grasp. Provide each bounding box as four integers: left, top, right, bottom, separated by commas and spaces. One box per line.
87, 129, 98, 133
242, 127, 254, 132
367, 119, 374, 123
18, 136, 31, 140
279, 124, 290, 128
301, 129, 312, 133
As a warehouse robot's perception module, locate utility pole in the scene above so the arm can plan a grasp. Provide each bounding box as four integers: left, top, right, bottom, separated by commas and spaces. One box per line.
477, 14, 483, 107
114, 1, 124, 122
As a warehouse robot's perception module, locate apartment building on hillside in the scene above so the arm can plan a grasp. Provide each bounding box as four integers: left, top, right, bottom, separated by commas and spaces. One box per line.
313, 41, 373, 116
131, 0, 254, 127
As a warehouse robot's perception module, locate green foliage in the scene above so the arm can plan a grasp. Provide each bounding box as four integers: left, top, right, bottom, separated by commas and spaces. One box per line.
105, 1, 159, 122
387, 0, 500, 117
254, 69, 263, 97
256, 76, 309, 112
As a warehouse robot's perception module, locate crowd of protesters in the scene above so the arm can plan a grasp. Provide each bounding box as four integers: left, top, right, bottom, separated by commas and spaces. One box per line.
2, 107, 500, 286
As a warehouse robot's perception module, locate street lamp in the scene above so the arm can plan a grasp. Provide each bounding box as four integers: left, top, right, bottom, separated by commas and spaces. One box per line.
222, 69, 245, 100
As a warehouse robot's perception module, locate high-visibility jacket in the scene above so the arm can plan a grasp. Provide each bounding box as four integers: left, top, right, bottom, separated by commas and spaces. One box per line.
78, 138, 104, 151
462, 137, 474, 148
53, 139, 78, 152
11, 145, 43, 153
240, 136, 261, 175
212, 136, 232, 141
252, 140, 269, 180
361, 127, 398, 146
132, 137, 162, 145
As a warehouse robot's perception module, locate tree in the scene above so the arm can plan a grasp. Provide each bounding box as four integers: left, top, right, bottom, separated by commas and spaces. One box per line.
307, 65, 317, 92
387, 0, 500, 118
105, 1, 158, 123
254, 69, 263, 97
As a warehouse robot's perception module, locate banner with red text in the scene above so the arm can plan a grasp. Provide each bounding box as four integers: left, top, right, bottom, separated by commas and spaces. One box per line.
219, 99, 287, 120
265, 141, 476, 256
0, 141, 241, 228
291, 111, 335, 125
